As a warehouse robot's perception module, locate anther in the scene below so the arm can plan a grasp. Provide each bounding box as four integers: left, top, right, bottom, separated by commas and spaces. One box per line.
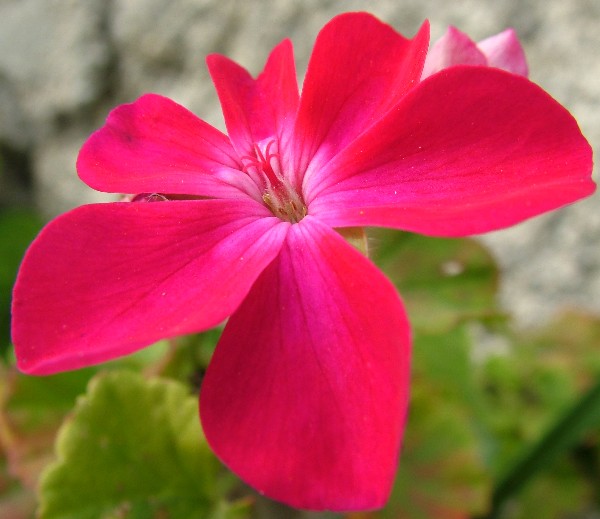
246, 139, 307, 224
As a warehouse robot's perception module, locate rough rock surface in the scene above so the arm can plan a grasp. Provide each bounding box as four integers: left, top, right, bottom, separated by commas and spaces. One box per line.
0, 0, 598, 326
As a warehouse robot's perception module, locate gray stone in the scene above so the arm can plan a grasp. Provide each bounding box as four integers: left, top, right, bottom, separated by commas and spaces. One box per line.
0, 0, 111, 130
0, 76, 29, 150
33, 132, 114, 218
480, 197, 600, 327
0, 0, 597, 327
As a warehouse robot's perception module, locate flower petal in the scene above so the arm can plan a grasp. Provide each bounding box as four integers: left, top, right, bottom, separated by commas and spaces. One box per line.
77, 94, 251, 198
207, 40, 299, 162
421, 26, 487, 78
478, 28, 528, 77
294, 13, 429, 181
12, 199, 288, 375
307, 67, 595, 236
200, 217, 410, 511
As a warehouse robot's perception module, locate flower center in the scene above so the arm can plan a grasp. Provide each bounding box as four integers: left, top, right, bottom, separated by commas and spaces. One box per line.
241, 140, 307, 224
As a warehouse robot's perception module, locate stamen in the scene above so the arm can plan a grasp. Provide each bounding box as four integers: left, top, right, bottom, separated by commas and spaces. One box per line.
253, 143, 280, 186
264, 140, 279, 163
242, 139, 307, 224
240, 154, 261, 172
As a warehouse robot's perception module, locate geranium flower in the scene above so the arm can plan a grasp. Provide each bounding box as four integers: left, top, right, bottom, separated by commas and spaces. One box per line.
422, 25, 528, 78
12, 12, 594, 512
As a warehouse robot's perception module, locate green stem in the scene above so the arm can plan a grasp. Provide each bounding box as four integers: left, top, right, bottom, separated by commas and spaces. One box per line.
484, 378, 600, 519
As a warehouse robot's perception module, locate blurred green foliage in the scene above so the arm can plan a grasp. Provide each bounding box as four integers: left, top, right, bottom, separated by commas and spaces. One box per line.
38, 371, 246, 519
1, 225, 598, 519
0, 209, 42, 356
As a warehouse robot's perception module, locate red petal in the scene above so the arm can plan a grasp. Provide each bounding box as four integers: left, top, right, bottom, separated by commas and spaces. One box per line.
478, 28, 528, 77
12, 199, 288, 374
294, 13, 429, 180
422, 26, 486, 78
77, 94, 252, 198
200, 217, 411, 511
207, 40, 299, 162
307, 67, 595, 236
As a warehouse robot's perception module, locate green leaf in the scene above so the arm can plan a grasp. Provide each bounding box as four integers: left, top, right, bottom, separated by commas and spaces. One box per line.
6, 368, 95, 420
476, 312, 600, 478
38, 370, 245, 519
1, 364, 95, 495
0, 209, 43, 354
476, 311, 600, 518
372, 325, 492, 519
370, 229, 501, 333
488, 378, 600, 519
157, 329, 223, 389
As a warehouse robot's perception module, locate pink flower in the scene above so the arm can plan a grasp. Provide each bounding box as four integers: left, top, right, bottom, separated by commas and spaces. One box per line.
11, 12, 594, 512
422, 26, 529, 78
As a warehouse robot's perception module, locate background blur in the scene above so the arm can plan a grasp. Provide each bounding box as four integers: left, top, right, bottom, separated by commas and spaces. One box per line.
0, 0, 599, 326
0, 1, 599, 518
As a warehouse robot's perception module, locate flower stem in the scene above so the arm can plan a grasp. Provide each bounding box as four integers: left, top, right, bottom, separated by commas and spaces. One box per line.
482, 377, 600, 519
